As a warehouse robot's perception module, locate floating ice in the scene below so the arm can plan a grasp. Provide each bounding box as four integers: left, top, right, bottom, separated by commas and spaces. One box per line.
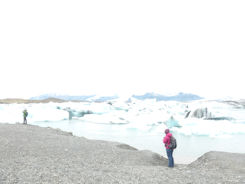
164, 116, 181, 128
0, 99, 245, 137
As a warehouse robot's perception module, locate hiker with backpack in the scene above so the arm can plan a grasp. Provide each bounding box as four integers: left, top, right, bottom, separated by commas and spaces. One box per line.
163, 128, 176, 167
23, 109, 28, 124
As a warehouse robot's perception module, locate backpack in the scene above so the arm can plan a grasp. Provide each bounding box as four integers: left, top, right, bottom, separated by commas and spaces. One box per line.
169, 136, 177, 149
23, 110, 28, 117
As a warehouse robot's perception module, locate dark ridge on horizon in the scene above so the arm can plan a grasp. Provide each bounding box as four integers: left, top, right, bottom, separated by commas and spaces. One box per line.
0, 98, 67, 104
30, 94, 95, 101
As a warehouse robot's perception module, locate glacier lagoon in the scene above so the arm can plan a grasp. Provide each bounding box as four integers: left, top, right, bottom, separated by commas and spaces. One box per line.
1, 99, 245, 164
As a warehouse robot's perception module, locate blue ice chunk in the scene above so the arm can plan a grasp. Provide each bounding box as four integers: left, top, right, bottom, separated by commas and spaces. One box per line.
164, 116, 181, 128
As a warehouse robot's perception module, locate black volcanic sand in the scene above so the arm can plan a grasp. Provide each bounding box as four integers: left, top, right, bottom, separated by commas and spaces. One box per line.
0, 124, 244, 184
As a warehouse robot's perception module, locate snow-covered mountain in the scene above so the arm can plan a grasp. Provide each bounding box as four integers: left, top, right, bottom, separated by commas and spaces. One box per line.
30, 92, 203, 102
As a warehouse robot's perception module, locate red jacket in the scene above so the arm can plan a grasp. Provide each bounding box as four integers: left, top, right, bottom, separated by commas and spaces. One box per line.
163, 133, 172, 149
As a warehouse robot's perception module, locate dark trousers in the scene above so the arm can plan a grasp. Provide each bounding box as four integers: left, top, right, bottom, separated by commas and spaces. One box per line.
23, 117, 27, 124
166, 148, 174, 167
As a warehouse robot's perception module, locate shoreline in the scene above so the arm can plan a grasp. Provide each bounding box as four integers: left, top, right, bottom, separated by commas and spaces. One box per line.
2, 120, 245, 165
0, 123, 244, 183
30, 119, 245, 164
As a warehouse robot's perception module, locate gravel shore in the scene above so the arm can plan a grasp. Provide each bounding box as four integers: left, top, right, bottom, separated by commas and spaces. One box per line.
0, 123, 244, 184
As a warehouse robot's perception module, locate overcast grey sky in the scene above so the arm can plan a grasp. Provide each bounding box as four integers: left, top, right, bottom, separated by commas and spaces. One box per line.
0, 0, 244, 99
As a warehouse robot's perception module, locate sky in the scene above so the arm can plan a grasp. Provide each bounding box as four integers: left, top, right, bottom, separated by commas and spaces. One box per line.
0, 0, 244, 99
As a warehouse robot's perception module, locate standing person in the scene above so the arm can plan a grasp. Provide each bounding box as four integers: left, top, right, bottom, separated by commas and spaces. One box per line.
23, 109, 28, 124
163, 129, 174, 167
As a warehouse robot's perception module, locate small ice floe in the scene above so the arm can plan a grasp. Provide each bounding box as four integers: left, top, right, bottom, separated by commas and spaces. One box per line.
164, 116, 182, 128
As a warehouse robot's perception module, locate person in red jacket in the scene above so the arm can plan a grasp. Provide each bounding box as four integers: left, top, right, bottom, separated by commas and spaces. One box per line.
163, 129, 174, 167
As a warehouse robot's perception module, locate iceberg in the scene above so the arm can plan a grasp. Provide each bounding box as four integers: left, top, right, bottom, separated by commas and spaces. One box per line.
164, 116, 181, 128
0, 98, 245, 137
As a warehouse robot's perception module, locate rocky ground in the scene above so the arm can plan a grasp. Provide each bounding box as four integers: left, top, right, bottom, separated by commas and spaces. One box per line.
0, 124, 244, 184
